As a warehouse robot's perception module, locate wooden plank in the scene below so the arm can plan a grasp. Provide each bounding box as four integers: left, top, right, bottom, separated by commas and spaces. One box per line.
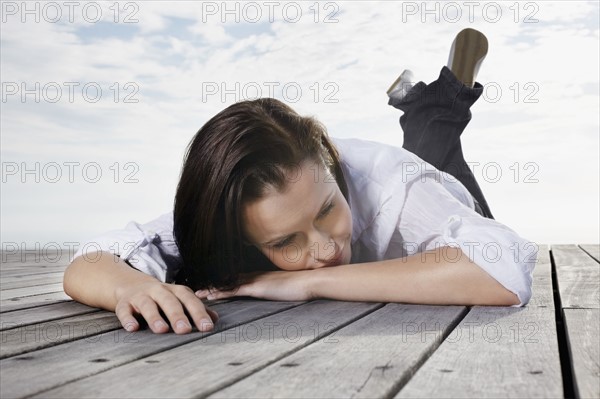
0, 270, 65, 278
2, 299, 304, 398
395, 305, 563, 398
0, 264, 68, 273
0, 267, 66, 281
31, 300, 383, 398
0, 291, 71, 313
530, 244, 554, 309
552, 245, 600, 309
0, 283, 65, 301
213, 246, 554, 398
1, 269, 64, 282
396, 242, 562, 398
1, 275, 64, 290
0, 250, 69, 265
0, 257, 69, 265
211, 304, 465, 398
563, 308, 600, 399
579, 244, 600, 263
0, 301, 98, 330
0, 311, 122, 359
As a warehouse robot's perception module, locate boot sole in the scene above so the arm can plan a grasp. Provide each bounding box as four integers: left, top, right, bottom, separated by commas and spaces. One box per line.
447, 28, 488, 87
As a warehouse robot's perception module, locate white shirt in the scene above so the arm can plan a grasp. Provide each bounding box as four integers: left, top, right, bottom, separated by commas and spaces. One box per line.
72, 137, 537, 307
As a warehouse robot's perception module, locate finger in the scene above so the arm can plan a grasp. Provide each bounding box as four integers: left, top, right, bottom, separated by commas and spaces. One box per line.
209, 284, 249, 300
114, 302, 140, 332
206, 308, 219, 322
206, 290, 232, 300
175, 289, 217, 332
151, 290, 194, 334
132, 296, 170, 334
195, 289, 209, 299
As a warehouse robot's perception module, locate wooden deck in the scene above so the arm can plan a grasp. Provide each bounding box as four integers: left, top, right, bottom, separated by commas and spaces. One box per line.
1, 244, 598, 398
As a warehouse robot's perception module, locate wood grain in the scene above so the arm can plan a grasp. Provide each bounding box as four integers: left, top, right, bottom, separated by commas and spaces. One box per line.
552, 245, 599, 309
396, 243, 562, 398
0, 283, 65, 301
580, 244, 600, 263
563, 308, 600, 399
211, 304, 466, 398
32, 300, 382, 398
0, 301, 98, 330
1, 299, 304, 398
0, 291, 71, 313
0, 311, 122, 359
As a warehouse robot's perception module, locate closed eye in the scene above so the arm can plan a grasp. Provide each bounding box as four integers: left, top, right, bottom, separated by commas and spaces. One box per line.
317, 201, 335, 219
273, 235, 295, 249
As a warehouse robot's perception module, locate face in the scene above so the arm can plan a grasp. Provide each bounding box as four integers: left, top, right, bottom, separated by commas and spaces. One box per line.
242, 160, 353, 270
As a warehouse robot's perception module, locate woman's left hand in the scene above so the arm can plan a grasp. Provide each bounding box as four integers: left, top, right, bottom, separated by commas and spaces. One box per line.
194, 270, 316, 302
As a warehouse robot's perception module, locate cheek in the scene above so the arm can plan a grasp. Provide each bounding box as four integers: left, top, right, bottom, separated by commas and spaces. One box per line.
259, 247, 305, 271
331, 199, 353, 238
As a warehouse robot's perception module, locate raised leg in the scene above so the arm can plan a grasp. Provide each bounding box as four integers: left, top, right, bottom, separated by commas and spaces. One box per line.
389, 66, 495, 219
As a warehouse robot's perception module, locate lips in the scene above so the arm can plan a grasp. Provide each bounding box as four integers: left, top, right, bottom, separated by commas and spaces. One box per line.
324, 249, 344, 266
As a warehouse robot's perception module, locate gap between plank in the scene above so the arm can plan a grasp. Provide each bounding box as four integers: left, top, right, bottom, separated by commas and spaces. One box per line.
550, 248, 576, 399
31, 300, 314, 398
200, 302, 388, 398
386, 306, 470, 398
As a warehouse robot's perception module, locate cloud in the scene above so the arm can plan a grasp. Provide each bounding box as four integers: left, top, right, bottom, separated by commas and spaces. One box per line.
1, 0, 598, 247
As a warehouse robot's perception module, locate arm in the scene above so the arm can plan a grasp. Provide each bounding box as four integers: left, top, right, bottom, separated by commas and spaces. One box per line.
64, 251, 218, 333
196, 246, 519, 306
310, 246, 520, 306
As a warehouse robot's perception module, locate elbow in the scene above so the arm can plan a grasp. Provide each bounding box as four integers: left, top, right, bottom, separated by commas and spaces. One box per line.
63, 258, 78, 299
495, 283, 529, 307
471, 286, 522, 307
502, 290, 522, 306
63, 254, 92, 300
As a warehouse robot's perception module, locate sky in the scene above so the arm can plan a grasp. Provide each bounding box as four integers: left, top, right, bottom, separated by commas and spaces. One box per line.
1, 0, 599, 254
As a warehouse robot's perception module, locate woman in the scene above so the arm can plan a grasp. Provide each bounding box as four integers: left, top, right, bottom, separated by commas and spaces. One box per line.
64, 29, 537, 335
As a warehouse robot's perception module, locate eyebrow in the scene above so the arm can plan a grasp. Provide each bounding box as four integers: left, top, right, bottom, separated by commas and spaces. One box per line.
260, 190, 335, 247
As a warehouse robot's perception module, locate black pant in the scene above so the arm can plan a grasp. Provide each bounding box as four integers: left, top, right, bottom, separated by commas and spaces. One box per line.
388, 66, 494, 219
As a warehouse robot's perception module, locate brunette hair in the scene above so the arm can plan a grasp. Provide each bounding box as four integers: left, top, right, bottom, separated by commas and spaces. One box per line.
173, 98, 349, 291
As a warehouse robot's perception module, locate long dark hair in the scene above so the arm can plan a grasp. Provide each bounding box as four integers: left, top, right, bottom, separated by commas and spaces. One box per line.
173, 98, 349, 291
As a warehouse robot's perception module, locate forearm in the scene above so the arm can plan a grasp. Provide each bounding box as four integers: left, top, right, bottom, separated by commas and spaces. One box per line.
311, 246, 520, 306
63, 251, 158, 311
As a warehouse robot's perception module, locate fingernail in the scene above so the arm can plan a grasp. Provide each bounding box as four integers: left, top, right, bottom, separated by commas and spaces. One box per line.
153, 320, 167, 330
195, 290, 206, 296
176, 320, 191, 330
124, 321, 137, 332
199, 318, 214, 331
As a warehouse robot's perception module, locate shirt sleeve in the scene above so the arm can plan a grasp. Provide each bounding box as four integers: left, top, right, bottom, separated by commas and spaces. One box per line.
70, 211, 182, 283
397, 176, 538, 307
